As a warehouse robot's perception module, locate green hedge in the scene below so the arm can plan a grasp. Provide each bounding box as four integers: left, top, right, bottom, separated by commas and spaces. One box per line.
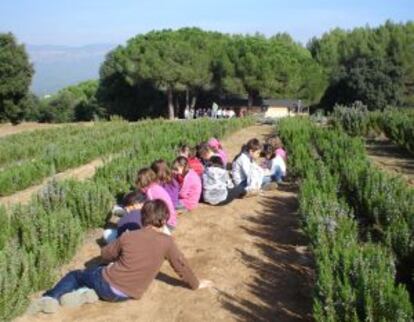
332, 104, 414, 154
278, 117, 413, 321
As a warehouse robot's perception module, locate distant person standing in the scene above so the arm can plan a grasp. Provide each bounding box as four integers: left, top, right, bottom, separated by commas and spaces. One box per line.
222, 109, 229, 119
184, 107, 190, 120
212, 102, 219, 118
217, 108, 223, 119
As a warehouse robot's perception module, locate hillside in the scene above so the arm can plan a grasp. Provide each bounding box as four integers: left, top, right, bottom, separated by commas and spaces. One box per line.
27, 44, 115, 96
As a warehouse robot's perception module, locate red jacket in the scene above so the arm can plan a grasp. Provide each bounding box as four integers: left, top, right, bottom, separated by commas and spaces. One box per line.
188, 157, 204, 177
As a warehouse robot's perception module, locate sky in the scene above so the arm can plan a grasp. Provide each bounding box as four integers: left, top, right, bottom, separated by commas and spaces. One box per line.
0, 0, 413, 47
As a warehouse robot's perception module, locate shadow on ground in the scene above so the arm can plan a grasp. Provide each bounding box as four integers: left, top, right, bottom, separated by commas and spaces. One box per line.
218, 189, 314, 322
366, 139, 414, 172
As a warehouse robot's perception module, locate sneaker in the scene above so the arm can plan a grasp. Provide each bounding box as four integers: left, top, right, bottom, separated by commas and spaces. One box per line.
262, 182, 278, 191
26, 296, 59, 315
60, 288, 99, 308
112, 205, 126, 217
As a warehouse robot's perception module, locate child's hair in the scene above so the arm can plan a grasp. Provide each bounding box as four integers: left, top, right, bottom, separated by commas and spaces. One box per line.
122, 191, 147, 207
208, 155, 224, 168
197, 143, 213, 159
233, 138, 261, 162
262, 143, 276, 160
246, 138, 262, 152
141, 199, 170, 228
178, 144, 195, 158
135, 167, 157, 190
173, 156, 191, 175
151, 159, 173, 184
267, 136, 283, 149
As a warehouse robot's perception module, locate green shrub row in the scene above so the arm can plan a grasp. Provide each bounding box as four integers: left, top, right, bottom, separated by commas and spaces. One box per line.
332, 104, 414, 153
311, 125, 414, 288
0, 119, 170, 196
0, 117, 254, 321
379, 109, 414, 154
277, 117, 413, 321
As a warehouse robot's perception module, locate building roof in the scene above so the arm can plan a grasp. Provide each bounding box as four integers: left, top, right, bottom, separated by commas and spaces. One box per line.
262, 99, 304, 108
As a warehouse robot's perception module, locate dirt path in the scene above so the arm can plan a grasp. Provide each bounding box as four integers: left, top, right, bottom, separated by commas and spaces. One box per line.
15, 124, 314, 322
365, 138, 414, 186
0, 157, 107, 208
0, 121, 103, 208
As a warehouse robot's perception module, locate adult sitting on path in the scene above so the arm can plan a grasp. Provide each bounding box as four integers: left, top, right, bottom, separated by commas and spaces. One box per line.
28, 199, 213, 315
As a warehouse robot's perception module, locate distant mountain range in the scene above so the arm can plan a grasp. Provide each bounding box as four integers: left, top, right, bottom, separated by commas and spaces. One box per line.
27, 44, 116, 96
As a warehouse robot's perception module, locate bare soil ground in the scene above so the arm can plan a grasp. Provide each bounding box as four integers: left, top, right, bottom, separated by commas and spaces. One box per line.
15, 124, 314, 322
365, 137, 414, 186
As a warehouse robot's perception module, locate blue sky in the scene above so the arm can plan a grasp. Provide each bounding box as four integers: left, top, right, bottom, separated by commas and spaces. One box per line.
0, 0, 413, 46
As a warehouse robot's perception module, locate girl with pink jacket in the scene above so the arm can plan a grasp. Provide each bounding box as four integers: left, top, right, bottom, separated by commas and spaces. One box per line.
172, 156, 202, 210
135, 167, 177, 231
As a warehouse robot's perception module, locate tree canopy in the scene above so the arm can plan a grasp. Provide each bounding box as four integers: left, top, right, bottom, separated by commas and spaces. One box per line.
0, 33, 34, 124
99, 28, 326, 118
308, 21, 414, 110
2, 22, 413, 124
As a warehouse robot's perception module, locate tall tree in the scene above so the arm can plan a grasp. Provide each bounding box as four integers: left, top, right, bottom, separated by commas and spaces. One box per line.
225, 34, 276, 106
98, 28, 325, 119
0, 33, 34, 124
121, 30, 187, 119
320, 54, 404, 110
176, 28, 214, 111
309, 21, 413, 109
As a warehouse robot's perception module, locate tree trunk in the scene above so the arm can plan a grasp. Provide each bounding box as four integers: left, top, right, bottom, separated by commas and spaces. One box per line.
248, 93, 253, 108
191, 95, 197, 109
185, 88, 190, 109
175, 94, 180, 117
167, 87, 174, 119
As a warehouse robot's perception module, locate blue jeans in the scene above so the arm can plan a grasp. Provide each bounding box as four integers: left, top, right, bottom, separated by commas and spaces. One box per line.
263, 165, 284, 185
43, 266, 128, 302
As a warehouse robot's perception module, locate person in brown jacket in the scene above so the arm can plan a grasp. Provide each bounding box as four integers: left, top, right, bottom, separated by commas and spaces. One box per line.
28, 199, 212, 314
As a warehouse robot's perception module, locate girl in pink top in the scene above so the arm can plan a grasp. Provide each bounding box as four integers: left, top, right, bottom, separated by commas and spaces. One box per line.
172, 156, 202, 211
135, 167, 177, 230
208, 138, 228, 166
268, 136, 287, 161
276, 147, 286, 160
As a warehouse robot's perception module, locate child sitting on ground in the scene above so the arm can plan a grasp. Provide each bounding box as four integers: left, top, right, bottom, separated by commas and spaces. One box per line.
262, 144, 286, 184
178, 144, 204, 177
103, 191, 147, 243
28, 199, 212, 314
151, 159, 186, 211
203, 156, 245, 205
232, 138, 276, 193
136, 167, 177, 233
172, 156, 202, 211
197, 143, 218, 166
232, 138, 262, 192
207, 138, 228, 166
268, 136, 287, 161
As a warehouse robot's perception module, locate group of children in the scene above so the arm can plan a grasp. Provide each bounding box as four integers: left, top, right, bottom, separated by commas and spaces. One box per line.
28, 135, 287, 315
